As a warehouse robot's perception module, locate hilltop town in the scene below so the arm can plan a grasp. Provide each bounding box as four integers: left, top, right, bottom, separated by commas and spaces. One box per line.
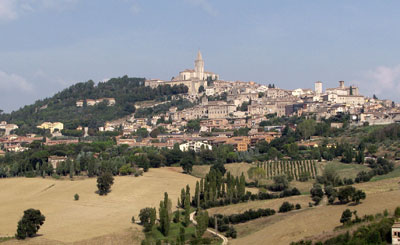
1, 51, 399, 154
1, 52, 400, 245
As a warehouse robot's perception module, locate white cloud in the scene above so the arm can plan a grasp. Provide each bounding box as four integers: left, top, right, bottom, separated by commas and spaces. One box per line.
0, 0, 17, 21
0, 70, 33, 92
185, 0, 217, 16
354, 64, 400, 100
130, 2, 140, 15
0, 0, 78, 21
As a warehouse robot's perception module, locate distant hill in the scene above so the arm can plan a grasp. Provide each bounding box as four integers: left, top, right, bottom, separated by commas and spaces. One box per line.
0, 76, 190, 134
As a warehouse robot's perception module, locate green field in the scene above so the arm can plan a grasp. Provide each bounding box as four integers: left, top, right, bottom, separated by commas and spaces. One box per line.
371, 166, 400, 182
321, 161, 370, 179
144, 222, 196, 244
0, 237, 14, 243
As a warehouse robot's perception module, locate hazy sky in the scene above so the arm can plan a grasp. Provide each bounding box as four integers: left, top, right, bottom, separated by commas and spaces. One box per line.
1, 0, 400, 112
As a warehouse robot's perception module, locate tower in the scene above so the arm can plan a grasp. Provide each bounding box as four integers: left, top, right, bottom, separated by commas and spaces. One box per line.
315, 81, 323, 95
195, 50, 204, 80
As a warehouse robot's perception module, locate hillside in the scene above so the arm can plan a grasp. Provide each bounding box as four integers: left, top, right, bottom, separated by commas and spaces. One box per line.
0, 168, 198, 244
0, 76, 191, 134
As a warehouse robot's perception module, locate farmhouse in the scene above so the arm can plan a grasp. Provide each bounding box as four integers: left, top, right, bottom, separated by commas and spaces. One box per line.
37, 122, 64, 133
392, 220, 400, 245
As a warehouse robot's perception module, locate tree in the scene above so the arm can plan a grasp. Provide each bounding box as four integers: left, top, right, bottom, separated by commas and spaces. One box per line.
159, 192, 171, 236
337, 186, 354, 204
150, 128, 161, 138
184, 192, 191, 227
367, 144, 378, 155
179, 226, 185, 244
180, 155, 194, 174
186, 120, 200, 132
342, 146, 354, 163
198, 85, 205, 93
97, 171, 114, 195
247, 167, 266, 183
394, 207, 400, 218
272, 175, 289, 191
211, 161, 226, 175
297, 119, 316, 140
194, 181, 200, 209
310, 184, 324, 205
195, 210, 209, 238
135, 128, 149, 138
352, 190, 366, 204
139, 207, 156, 232
74, 193, 79, 201
340, 209, 352, 225
16, 209, 46, 240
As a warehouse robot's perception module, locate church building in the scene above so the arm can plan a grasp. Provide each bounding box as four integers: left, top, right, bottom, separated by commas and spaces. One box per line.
145, 51, 219, 95
174, 50, 219, 81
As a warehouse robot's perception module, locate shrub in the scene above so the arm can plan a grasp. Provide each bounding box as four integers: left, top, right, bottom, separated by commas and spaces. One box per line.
226, 226, 237, 238
74, 193, 79, 201
340, 209, 352, 225
131, 216, 135, 223
16, 209, 46, 240
295, 204, 301, 210
279, 202, 294, 213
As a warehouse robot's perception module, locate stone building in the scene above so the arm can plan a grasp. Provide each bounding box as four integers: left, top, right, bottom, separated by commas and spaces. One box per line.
145, 51, 218, 95
392, 220, 400, 245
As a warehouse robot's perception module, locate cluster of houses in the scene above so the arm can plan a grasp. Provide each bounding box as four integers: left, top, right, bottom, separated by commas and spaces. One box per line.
76, 98, 116, 107
1, 51, 399, 157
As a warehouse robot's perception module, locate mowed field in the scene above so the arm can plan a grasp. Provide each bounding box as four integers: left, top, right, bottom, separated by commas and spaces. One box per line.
0, 168, 198, 244
207, 177, 400, 245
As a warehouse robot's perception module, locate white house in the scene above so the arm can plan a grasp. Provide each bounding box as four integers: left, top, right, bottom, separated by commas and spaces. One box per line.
179, 141, 212, 152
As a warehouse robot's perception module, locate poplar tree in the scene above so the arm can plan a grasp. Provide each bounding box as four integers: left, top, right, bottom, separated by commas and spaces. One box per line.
180, 188, 186, 208
184, 193, 191, 226
194, 181, 200, 209
195, 210, 209, 238
159, 192, 171, 236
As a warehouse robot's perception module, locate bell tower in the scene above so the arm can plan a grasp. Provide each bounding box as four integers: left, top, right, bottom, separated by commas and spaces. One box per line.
195, 50, 204, 80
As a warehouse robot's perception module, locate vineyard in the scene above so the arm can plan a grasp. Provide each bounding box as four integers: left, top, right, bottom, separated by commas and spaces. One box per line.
256, 160, 318, 181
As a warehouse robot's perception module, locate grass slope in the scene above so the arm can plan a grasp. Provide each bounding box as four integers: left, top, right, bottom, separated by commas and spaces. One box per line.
0, 168, 198, 244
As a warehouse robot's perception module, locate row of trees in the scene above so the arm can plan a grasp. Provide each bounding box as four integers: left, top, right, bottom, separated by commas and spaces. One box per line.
310, 184, 366, 205
210, 208, 276, 228
139, 191, 209, 244
186, 169, 246, 209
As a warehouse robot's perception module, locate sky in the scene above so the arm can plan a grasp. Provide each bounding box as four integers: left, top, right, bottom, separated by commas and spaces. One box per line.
0, 0, 400, 112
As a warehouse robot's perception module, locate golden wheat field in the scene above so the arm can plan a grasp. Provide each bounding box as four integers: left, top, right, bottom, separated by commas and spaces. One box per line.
0, 168, 198, 244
